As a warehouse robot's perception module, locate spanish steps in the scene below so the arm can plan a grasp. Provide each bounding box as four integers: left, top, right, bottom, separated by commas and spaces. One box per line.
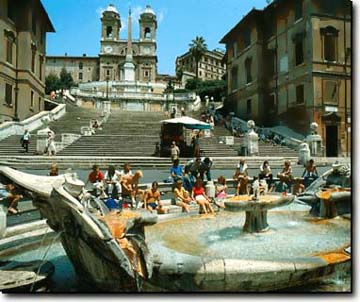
0, 102, 300, 169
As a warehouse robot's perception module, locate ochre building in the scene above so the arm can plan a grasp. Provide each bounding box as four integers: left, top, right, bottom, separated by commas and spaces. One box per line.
0, 0, 54, 122
176, 49, 226, 82
220, 0, 351, 157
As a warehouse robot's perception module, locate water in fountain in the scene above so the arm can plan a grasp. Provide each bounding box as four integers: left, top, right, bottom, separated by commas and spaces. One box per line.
145, 211, 350, 261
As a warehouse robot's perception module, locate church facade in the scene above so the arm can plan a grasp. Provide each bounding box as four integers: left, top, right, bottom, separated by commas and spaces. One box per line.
45, 4, 158, 84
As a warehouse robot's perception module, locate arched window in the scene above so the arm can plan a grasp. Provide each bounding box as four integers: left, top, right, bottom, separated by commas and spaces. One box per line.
144, 27, 151, 39
106, 26, 113, 37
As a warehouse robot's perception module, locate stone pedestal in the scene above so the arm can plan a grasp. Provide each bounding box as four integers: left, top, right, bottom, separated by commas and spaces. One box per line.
305, 135, 323, 156
305, 123, 323, 156
36, 127, 51, 154
246, 120, 259, 156
124, 60, 135, 82
243, 211, 269, 233
298, 142, 311, 165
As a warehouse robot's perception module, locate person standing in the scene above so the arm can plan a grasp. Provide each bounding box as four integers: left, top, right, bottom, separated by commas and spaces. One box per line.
21, 130, 31, 153
46, 129, 56, 156
192, 132, 201, 158
170, 141, 180, 162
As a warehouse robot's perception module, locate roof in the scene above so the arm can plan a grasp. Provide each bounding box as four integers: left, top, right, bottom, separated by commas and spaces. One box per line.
104, 4, 119, 14
142, 5, 156, 16
220, 8, 262, 43
46, 55, 99, 61
40, 0, 55, 32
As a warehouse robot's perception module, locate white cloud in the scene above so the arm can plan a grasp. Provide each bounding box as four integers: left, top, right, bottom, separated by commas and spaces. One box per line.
158, 10, 166, 23
96, 6, 106, 18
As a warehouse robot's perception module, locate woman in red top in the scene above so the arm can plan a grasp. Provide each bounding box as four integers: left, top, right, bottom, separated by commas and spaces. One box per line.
192, 178, 214, 215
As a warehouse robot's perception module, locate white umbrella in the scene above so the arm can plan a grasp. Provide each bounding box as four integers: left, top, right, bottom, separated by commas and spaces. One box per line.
160, 116, 211, 130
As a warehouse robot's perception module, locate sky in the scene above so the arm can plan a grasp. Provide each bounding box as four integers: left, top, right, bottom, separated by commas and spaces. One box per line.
41, 0, 270, 75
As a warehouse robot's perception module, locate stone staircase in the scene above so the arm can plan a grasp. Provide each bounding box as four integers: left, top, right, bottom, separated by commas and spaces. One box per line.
57, 110, 164, 157
0, 103, 297, 160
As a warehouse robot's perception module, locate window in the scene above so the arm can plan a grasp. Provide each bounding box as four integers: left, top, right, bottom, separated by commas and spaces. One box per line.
296, 85, 304, 104
245, 58, 252, 84
321, 26, 338, 62
79, 73, 83, 80
79, 62, 83, 70
295, 0, 303, 21
38, 97, 42, 111
106, 70, 110, 76
5, 84, 13, 105
245, 29, 251, 48
31, 91, 34, 108
295, 40, 304, 65
144, 70, 149, 77
106, 26, 113, 37
32, 11, 37, 35
268, 50, 276, 76
6, 38, 13, 64
246, 99, 252, 115
324, 81, 338, 104
231, 66, 238, 90
144, 27, 151, 39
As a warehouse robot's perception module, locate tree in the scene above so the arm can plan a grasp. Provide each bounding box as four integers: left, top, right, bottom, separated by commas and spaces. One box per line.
189, 36, 207, 80
185, 79, 226, 101
59, 67, 75, 90
45, 73, 60, 95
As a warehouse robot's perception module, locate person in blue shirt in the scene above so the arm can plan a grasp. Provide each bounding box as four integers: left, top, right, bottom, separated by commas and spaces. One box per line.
182, 165, 195, 192
170, 159, 183, 182
270, 179, 288, 193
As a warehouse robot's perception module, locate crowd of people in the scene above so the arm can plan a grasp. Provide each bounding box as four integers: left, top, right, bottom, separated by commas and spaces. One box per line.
1, 157, 320, 217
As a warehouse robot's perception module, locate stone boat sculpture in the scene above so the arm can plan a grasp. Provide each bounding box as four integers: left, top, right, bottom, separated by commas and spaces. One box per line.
0, 166, 351, 292
297, 164, 351, 218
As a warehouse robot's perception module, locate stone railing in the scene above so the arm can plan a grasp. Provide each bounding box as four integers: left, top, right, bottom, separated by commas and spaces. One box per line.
230, 116, 304, 151
0, 101, 66, 141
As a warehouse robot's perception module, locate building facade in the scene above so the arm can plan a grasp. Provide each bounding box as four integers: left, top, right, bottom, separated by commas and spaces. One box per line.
176, 49, 226, 82
45, 4, 158, 85
45, 55, 99, 84
221, 0, 351, 157
0, 0, 55, 122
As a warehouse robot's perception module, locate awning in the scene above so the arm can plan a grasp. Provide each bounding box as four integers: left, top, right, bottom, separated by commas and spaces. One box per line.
160, 116, 211, 130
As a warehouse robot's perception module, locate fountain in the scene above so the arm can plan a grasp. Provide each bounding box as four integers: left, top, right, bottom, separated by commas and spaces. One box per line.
0, 166, 351, 292
224, 193, 294, 233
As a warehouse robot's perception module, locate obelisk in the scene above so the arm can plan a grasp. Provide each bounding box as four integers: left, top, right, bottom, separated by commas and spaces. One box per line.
123, 8, 135, 82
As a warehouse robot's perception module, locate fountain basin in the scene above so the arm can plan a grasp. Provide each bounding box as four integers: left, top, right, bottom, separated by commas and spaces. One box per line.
144, 210, 350, 292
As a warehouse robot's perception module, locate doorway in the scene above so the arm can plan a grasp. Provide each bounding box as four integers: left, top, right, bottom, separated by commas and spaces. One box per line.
326, 125, 338, 157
